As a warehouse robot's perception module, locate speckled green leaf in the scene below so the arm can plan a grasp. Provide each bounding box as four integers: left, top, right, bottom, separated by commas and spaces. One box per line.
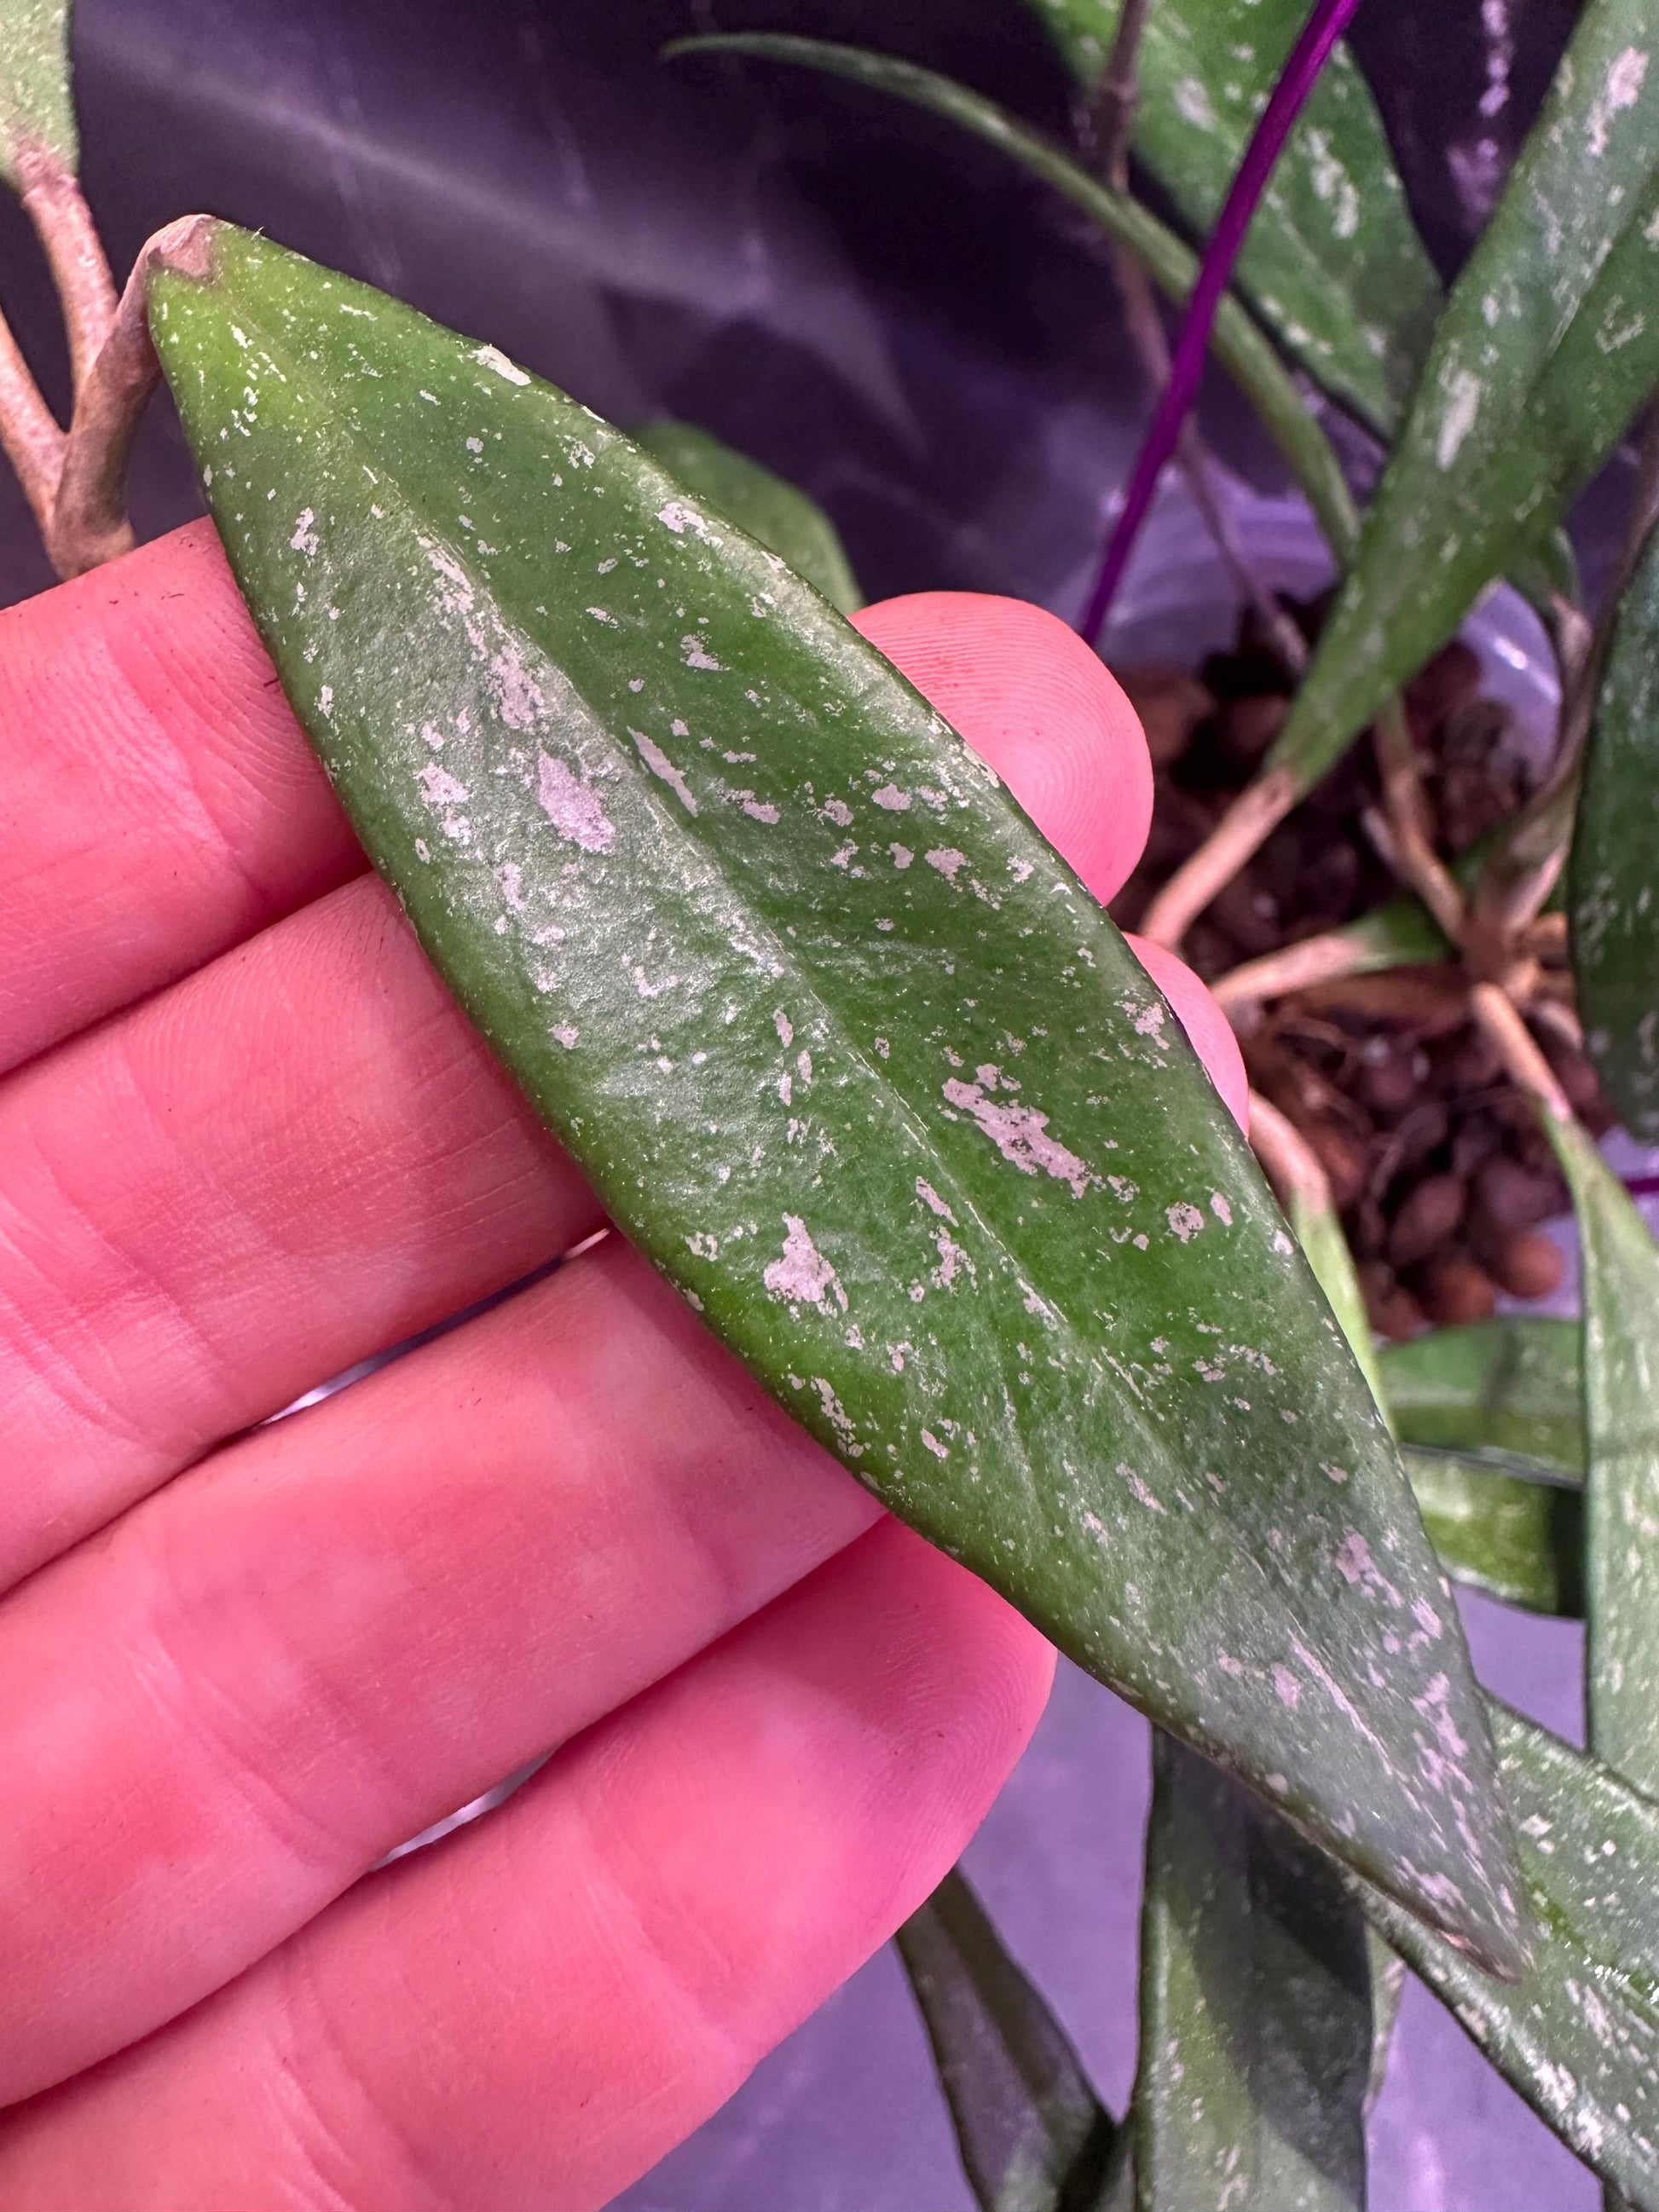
897, 1869, 1120, 2212
0, 0, 76, 188
1404, 1450, 1583, 1618
149, 221, 1524, 1970
1357, 1706, 1659, 2209
1269, 0, 1659, 798
1136, 1735, 1370, 2212
633, 419, 863, 616
1545, 1118, 1659, 1799
1573, 523, 1659, 1142
665, 38, 1359, 564
1024, 0, 1440, 434
1382, 1320, 1586, 1482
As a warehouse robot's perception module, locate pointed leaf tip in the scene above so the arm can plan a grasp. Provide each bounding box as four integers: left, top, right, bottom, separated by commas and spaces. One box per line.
150, 222, 1529, 1975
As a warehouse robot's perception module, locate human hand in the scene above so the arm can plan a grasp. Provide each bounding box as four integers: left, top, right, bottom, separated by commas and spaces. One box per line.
0, 527, 1242, 2209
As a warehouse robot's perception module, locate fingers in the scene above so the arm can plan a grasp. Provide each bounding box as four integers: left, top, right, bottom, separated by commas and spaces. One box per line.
852, 592, 1153, 907
1125, 933, 1250, 1133
0, 871, 601, 1588
855, 593, 1244, 1123
0, 523, 358, 1077
0, 1237, 885, 2104
0, 1520, 1053, 2211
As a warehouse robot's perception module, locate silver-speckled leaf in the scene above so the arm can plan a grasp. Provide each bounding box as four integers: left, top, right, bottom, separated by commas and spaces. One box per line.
149, 221, 1525, 1971
1358, 1706, 1659, 2209
1023, 0, 1440, 431
1573, 523, 1659, 1143
1136, 1735, 1371, 2212
0, 0, 75, 189
1269, 0, 1659, 796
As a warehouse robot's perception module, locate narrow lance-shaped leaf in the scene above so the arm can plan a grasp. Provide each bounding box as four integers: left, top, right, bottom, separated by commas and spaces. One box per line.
149, 222, 1525, 1969
664, 38, 1359, 565
0, 0, 76, 191
1356, 1705, 1659, 2210
1267, 0, 1659, 798
633, 419, 864, 616
1136, 1734, 1371, 2212
1021, 0, 1441, 434
1572, 517, 1659, 1143
1545, 1116, 1659, 1794
1381, 1319, 1586, 1482
897, 1869, 1122, 2212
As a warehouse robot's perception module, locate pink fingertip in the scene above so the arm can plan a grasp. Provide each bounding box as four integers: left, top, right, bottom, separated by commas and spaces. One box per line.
851, 592, 1153, 907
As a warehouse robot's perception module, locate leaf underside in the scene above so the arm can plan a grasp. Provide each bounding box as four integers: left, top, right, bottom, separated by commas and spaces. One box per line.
150, 221, 1523, 1970
1269, 0, 1659, 794
1023, 0, 1441, 433
1573, 523, 1659, 1143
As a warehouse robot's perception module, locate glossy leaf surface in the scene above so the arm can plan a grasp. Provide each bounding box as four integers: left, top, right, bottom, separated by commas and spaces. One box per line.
0, 0, 75, 188
1269, 0, 1659, 796
1358, 1707, 1659, 2209
666, 38, 1359, 564
1023, 0, 1439, 432
633, 419, 863, 616
1573, 523, 1659, 1142
1136, 1734, 1370, 2212
1381, 1320, 1585, 1482
1404, 1450, 1582, 1619
1546, 1117, 1659, 1793
151, 222, 1523, 1967
897, 1870, 1119, 2212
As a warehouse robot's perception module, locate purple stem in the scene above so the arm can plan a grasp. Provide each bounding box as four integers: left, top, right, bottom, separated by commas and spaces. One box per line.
1627, 1173, 1659, 1202
1079, 0, 1364, 645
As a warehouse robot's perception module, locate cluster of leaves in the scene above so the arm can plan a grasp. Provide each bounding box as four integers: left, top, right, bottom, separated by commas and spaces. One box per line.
2, 0, 1657, 2206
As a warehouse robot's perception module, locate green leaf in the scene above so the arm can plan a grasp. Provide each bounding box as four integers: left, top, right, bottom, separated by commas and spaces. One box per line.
1545, 1116, 1659, 1794
633, 419, 863, 616
664, 37, 1359, 564
149, 220, 1525, 1971
1268, 0, 1659, 799
1024, 0, 1440, 434
1573, 521, 1659, 1142
1135, 1734, 1370, 2211
897, 1869, 1121, 2212
1356, 1705, 1659, 2209
0, 0, 75, 190
1403, 1448, 1583, 1618
1381, 1320, 1587, 1481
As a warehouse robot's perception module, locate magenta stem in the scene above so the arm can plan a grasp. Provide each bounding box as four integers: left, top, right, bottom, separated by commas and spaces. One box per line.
1079, 0, 1364, 645
1627, 1174, 1659, 1202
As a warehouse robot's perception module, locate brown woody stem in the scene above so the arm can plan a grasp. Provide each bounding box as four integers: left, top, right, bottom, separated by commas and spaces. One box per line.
16, 141, 117, 393
1138, 765, 1298, 948
0, 295, 64, 532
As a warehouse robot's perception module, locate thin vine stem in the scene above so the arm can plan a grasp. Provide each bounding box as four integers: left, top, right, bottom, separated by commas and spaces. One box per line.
1078, 0, 1363, 644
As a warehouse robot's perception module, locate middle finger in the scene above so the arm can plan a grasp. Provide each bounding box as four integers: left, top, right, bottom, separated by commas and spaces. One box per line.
0, 1235, 879, 2107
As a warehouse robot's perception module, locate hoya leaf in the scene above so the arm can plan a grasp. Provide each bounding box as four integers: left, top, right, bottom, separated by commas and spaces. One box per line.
665, 38, 1359, 565
1135, 1734, 1370, 2211
1024, 0, 1440, 434
1357, 1705, 1659, 2209
149, 222, 1524, 1971
1545, 1117, 1659, 1795
1381, 1320, 1586, 1482
1404, 1449, 1583, 1619
897, 1869, 1120, 2212
633, 419, 863, 616
0, 0, 75, 190
1573, 520, 1659, 1142
1268, 0, 1659, 799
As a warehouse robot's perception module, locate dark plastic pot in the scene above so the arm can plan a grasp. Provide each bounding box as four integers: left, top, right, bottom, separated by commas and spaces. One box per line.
0, 3, 1621, 2203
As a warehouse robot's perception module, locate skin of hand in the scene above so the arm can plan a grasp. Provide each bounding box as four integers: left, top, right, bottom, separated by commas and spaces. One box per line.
0, 527, 1245, 2211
